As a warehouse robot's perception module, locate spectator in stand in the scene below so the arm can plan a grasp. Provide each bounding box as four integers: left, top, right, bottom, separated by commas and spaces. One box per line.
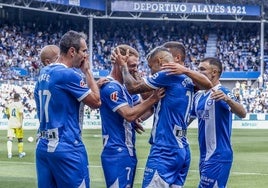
0, 22, 266, 114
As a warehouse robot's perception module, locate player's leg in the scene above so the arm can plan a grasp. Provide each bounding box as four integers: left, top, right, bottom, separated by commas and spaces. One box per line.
101, 151, 137, 188
16, 128, 26, 158
198, 160, 232, 188
142, 156, 169, 188
50, 146, 90, 188
36, 149, 57, 188
215, 162, 232, 188
173, 145, 191, 187
7, 128, 15, 158
142, 146, 187, 188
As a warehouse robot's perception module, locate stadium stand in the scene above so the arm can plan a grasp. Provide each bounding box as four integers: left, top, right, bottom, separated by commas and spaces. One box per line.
0, 0, 268, 118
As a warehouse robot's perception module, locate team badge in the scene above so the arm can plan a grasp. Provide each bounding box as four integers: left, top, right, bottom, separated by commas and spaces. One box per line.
110, 91, 118, 102
207, 99, 213, 106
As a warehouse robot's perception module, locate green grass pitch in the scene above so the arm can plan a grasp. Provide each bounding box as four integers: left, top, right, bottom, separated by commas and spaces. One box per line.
0, 128, 268, 188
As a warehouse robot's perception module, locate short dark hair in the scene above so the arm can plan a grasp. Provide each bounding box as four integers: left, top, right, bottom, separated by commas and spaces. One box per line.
162, 41, 186, 61
201, 57, 223, 75
146, 46, 170, 61
59, 30, 87, 54
14, 93, 20, 100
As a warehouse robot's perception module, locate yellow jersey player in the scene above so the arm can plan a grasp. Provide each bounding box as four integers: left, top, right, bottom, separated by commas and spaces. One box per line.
6, 93, 26, 158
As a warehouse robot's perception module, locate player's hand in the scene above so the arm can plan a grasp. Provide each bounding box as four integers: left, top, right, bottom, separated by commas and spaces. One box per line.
133, 118, 145, 134
132, 71, 143, 81
151, 88, 165, 102
162, 63, 187, 75
80, 55, 90, 74
111, 47, 129, 66
96, 78, 110, 88
210, 89, 228, 101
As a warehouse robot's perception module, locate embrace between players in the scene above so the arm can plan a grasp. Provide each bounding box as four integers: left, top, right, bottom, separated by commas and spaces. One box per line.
34, 30, 246, 188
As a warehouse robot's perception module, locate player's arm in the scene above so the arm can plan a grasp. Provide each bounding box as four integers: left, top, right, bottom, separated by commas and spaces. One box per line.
80, 57, 101, 109
162, 63, 213, 90
112, 48, 153, 94
116, 88, 165, 122
132, 108, 154, 134
5, 107, 10, 119
184, 68, 213, 90
211, 89, 247, 118
19, 111, 23, 128
131, 95, 154, 134
121, 63, 153, 94
132, 72, 153, 99
18, 104, 24, 128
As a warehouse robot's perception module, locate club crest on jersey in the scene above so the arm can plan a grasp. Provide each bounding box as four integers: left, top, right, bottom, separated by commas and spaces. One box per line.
207, 99, 213, 106
80, 80, 86, 87
110, 91, 118, 102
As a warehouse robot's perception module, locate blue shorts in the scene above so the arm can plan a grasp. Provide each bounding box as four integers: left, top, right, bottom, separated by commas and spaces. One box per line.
198, 160, 232, 188
101, 148, 137, 188
142, 145, 191, 187
36, 145, 90, 188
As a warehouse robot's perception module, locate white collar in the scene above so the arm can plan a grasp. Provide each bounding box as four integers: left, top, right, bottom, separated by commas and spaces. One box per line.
49, 62, 68, 68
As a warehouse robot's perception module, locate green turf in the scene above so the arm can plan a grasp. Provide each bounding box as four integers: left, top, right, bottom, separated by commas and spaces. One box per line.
0, 128, 268, 187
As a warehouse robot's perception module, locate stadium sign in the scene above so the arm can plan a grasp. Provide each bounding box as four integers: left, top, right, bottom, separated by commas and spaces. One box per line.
36, 0, 106, 11
111, 1, 260, 16
10, 67, 29, 77
92, 69, 109, 78
0, 114, 267, 130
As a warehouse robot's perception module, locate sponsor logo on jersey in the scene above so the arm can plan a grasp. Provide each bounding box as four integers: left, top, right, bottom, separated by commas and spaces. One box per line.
197, 110, 210, 119
110, 91, 118, 102
80, 80, 86, 87
144, 167, 154, 173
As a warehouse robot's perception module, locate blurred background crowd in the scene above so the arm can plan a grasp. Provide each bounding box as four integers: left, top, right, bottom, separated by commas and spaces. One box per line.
0, 17, 268, 118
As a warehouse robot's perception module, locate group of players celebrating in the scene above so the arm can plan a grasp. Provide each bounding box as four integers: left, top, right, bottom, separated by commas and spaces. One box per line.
34, 30, 246, 188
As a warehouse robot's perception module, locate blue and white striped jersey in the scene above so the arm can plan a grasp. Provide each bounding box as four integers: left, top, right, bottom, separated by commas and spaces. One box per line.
191, 84, 234, 162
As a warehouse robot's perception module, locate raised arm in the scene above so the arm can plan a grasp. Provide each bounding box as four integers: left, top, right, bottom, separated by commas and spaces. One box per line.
81, 57, 101, 109
121, 64, 153, 94
162, 63, 213, 90
116, 88, 165, 122
112, 47, 153, 94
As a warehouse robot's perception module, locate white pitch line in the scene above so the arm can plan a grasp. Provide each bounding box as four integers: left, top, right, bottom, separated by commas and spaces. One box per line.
0, 161, 34, 165
232, 171, 268, 176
